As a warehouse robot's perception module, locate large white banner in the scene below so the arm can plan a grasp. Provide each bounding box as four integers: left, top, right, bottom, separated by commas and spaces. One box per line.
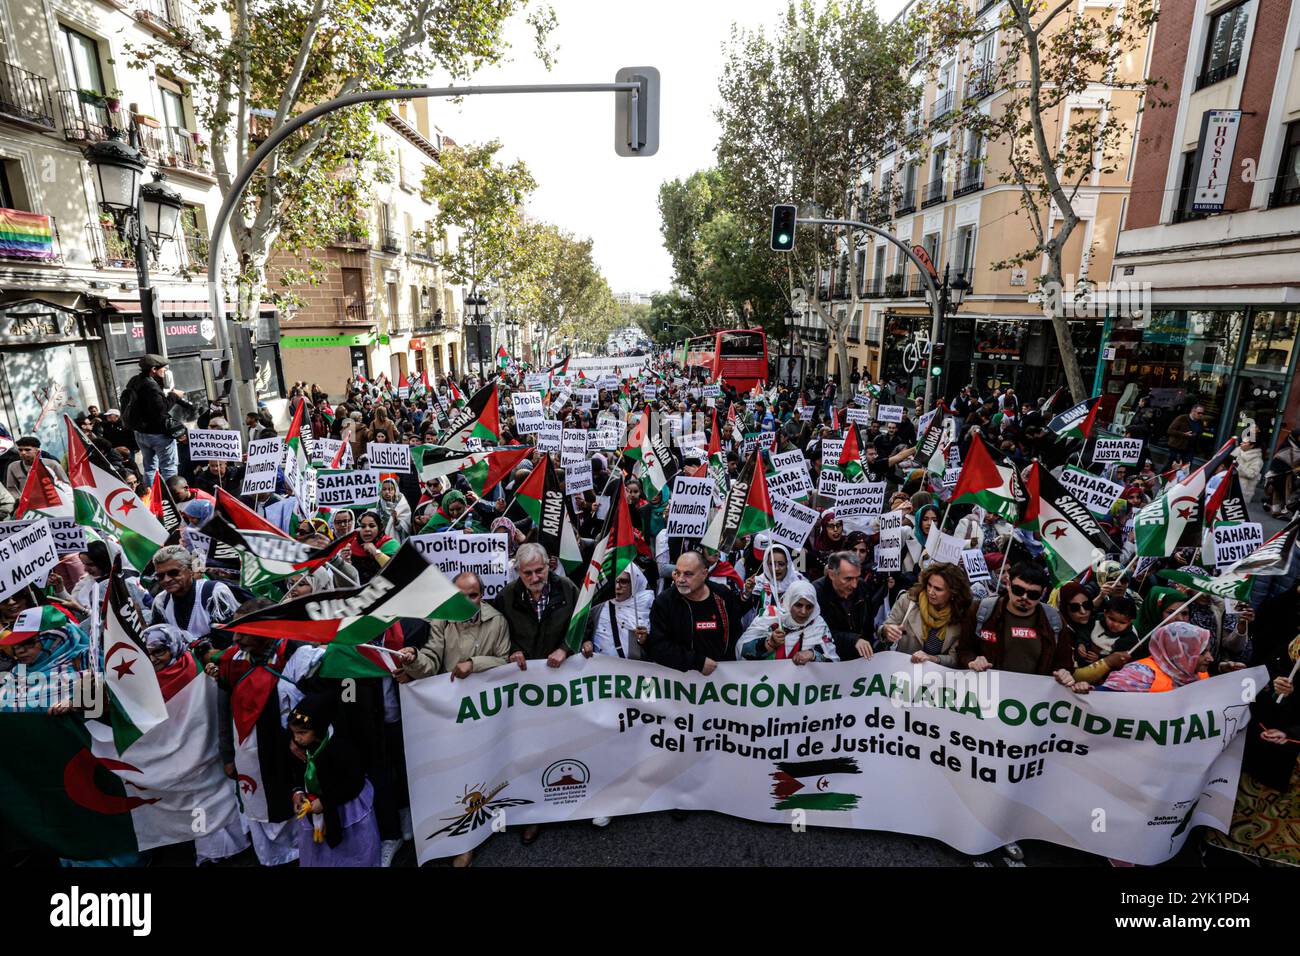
401, 653, 1259, 865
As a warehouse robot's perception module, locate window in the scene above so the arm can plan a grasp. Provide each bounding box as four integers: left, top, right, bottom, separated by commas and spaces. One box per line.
873, 246, 886, 283
1270, 121, 1300, 209
923, 232, 940, 268
956, 225, 977, 279
1173, 151, 1209, 223
1197, 3, 1249, 90
159, 87, 186, 130
60, 25, 105, 93
1, 160, 30, 210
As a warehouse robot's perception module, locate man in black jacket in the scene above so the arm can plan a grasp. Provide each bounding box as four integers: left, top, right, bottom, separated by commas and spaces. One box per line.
647, 551, 744, 674
813, 551, 877, 662
494, 542, 579, 667
123, 353, 186, 488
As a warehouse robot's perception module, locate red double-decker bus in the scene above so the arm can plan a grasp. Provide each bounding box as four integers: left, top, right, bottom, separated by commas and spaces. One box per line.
679, 328, 769, 392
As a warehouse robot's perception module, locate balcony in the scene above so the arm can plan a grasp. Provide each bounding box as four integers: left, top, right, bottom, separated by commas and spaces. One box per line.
929, 91, 954, 122
88, 218, 135, 269
922, 178, 949, 207
391, 311, 414, 332
133, 0, 210, 52
182, 230, 208, 269
136, 124, 215, 177
412, 309, 445, 334
0, 209, 63, 263
335, 298, 370, 325
904, 110, 922, 136
1195, 59, 1239, 92
379, 229, 403, 255
884, 273, 906, 297
895, 187, 917, 216
331, 226, 370, 249
0, 62, 55, 130
56, 89, 122, 143
966, 62, 995, 101
909, 276, 930, 298
861, 276, 885, 299
954, 164, 985, 197
408, 235, 438, 262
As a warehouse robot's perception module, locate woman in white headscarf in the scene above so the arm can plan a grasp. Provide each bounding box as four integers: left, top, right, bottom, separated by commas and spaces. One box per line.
738, 580, 839, 663
377, 477, 412, 541
743, 541, 807, 609
584, 563, 653, 660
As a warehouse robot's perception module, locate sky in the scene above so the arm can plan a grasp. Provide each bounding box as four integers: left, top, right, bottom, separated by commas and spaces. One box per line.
429, 0, 907, 297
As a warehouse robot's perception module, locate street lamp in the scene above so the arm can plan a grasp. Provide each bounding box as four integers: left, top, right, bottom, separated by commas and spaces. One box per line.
85, 128, 182, 359
465, 292, 488, 378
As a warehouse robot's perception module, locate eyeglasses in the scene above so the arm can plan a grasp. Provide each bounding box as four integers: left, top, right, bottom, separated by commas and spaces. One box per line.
1009, 583, 1043, 601
1068, 601, 1090, 611
157, 568, 187, 580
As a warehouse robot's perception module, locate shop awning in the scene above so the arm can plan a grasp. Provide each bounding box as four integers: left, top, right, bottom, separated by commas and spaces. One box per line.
281, 332, 379, 349
103, 299, 276, 315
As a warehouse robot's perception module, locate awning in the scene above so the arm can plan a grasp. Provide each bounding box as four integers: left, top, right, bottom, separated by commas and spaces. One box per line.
281, 333, 377, 349
104, 298, 276, 315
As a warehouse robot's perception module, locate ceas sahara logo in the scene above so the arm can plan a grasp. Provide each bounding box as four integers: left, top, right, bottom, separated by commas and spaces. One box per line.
541, 759, 590, 805
428, 781, 532, 839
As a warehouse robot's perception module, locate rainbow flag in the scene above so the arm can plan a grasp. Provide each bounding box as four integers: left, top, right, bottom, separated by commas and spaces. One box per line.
0, 209, 55, 260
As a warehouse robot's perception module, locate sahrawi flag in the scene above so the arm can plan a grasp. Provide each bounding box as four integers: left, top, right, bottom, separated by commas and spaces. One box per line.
769, 757, 863, 812
511, 456, 583, 574
437, 382, 500, 448
146, 471, 182, 532
622, 405, 653, 463
707, 407, 729, 500
204, 514, 357, 593
0, 666, 239, 861
15, 455, 73, 520
719, 448, 775, 553
1046, 397, 1102, 441
64, 416, 167, 569
563, 479, 637, 653
948, 432, 1019, 521
397, 373, 410, 400
1166, 513, 1300, 600
102, 554, 169, 753
411, 444, 531, 492
915, 404, 949, 475
1134, 439, 1237, 558
837, 425, 866, 482
283, 399, 313, 497
1019, 462, 1116, 582
639, 431, 675, 499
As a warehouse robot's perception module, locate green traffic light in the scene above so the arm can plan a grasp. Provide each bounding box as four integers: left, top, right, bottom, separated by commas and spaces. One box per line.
931, 366, 942, 376
777, 233, 790, 245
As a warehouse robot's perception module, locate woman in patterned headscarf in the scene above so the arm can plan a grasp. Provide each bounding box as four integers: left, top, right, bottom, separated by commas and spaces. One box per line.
1098, 622, 1210, 693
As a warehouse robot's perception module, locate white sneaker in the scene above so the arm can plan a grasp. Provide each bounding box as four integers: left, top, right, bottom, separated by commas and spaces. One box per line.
381, 838, 404, 867
399, 807, 413, 842
1002, 842, 1024, 862
592, 816, 611, 828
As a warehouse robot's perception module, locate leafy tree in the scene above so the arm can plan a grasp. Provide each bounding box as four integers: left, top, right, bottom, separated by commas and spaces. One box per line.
923, 0, 1160, 400
520, 223, 616, 358
713, 0, 926, 396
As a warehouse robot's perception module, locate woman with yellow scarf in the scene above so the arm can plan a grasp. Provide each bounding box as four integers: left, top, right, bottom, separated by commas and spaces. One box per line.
876, 563, 975, 666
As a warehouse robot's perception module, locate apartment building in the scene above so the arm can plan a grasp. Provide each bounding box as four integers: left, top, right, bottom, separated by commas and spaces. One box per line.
270, 99, 466, 395
842, 0, 1147, 401
1110, 0, 1300, 463
0, 0, 286, 450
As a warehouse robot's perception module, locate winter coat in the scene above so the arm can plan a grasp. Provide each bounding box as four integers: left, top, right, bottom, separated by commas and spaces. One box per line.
403, 603, 511, 677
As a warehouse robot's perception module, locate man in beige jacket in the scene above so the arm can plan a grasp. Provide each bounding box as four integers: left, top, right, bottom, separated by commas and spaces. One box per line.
395, 571, 511, 680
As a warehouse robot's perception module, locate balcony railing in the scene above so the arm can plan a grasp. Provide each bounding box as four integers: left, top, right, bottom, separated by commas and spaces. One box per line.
380, 229, 403, 254
182, 230, 208, 269
895, 188, 917, 216
884, 273, 906, 297
1195, 59, 1239, 92
412, 310, 445, 334
0, 62, 55, 129
88, 218, 135, 269
955, 164, 985, 197
909, 276, 930, 298
905, 110, 922, 136
930, 91, 954, 122
408, 235, 438, 261
922, 179, 949, 207
335, 298, 369, 324
0, 209, 62, 262
56, 89, 122, 143
133, 0, 210, 52
135, 124, 214, 175
332, 227, 370, 249
861, 276, 885, 299
966, 62, 995, 101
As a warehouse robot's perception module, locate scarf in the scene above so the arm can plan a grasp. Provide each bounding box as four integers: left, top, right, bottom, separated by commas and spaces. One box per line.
916, 589, 952, 635
1102, 622, 1208, 692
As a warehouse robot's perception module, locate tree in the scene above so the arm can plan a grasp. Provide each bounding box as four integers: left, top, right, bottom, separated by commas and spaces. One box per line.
923, 0, 1160, 401
129, 0, 555, 338
713, 0, 926, 397
520, 223, 616, 358
421, 139, 538, 299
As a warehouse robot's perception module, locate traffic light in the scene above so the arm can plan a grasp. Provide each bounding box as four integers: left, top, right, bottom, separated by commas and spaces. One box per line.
770, 204, 797, 252
929, 341, 946, 377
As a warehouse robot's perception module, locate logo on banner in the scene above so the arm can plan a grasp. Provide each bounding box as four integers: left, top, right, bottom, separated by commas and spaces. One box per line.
542, 759, 591, 806
427, 781, 533, 840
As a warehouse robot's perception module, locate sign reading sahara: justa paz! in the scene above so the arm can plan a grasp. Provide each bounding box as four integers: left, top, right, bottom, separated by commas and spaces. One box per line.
401, 654, 1259, 865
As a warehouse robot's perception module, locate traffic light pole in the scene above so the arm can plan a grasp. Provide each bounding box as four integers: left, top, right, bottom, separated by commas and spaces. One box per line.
796, 216, 945, 411
205, 79, 653, 442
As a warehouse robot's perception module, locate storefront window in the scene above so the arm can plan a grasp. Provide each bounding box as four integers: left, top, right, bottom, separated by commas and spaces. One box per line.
972, 319, 1029, 360
1243, 310, 1298, 373
880, 312, 929, 398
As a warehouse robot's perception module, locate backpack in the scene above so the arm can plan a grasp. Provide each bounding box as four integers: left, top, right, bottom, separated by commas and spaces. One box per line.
975, 595, 1062, 642
119, 378, 142, 432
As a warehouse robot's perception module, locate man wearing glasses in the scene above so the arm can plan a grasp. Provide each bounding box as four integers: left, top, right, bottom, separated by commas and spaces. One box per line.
960, 562, 1074, 679
148, 544, 241, 644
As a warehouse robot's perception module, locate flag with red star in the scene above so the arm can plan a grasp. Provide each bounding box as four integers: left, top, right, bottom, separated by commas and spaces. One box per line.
563, 478, 637, 653
102, 554, 168, 754
1134, 439, 1237, 558
1019, 462, 1116, 582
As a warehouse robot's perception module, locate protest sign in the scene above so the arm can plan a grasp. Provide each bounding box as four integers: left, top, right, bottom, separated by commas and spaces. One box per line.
187, 429, 242, 462
401, 654, 1260, 865
1060, 466, 1125, 517
1213, 523, 1264, 571
465, 437, 484, 453
0, 518, 85, 557
562, 429, 588, 459
367, 442, 411, 473
241, 437, 284, 496
0, 518, 58, 601
876, 405, 905, 423
767, 467, 812, 502
817, 468, 845, 502
703, 383, 722, 398
313, 437, 351, 468
770, 494, 819, 551
819, 439, 844, 464
409, 532, 510, 599
942, 467, 961, 494
599, 375, 620, 391
643, 384, 659, 401
1091, 439, 1144, 465
878, 509, 908, 544
874, 544, 902, 572
666, 476, 714, 538
772, 449, 807, 475
677, 431, 707, 458
834, 481, 886, 520
797, 405, 815, 421
565, 461, 594, 494
576, 388, 599, 410
536, 420, 562, 453
315, 469, 380, 509
926, 526, 966, 565
846, 407, 871, 425
594, 425, 622, 451
961, 549, 992, 585
512, 392, 545, 433
524, 373, 549, 391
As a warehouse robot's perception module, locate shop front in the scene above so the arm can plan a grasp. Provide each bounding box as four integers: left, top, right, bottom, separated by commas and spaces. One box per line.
1098, 307, 1300, 464
0, 296, 105, 455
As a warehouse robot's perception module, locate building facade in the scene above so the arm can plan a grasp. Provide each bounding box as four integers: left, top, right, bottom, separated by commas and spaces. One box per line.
0, 0, 284, 451
1110, 0, 1300, 464
270, 100, 466, 396
840, 0, 1148, 403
